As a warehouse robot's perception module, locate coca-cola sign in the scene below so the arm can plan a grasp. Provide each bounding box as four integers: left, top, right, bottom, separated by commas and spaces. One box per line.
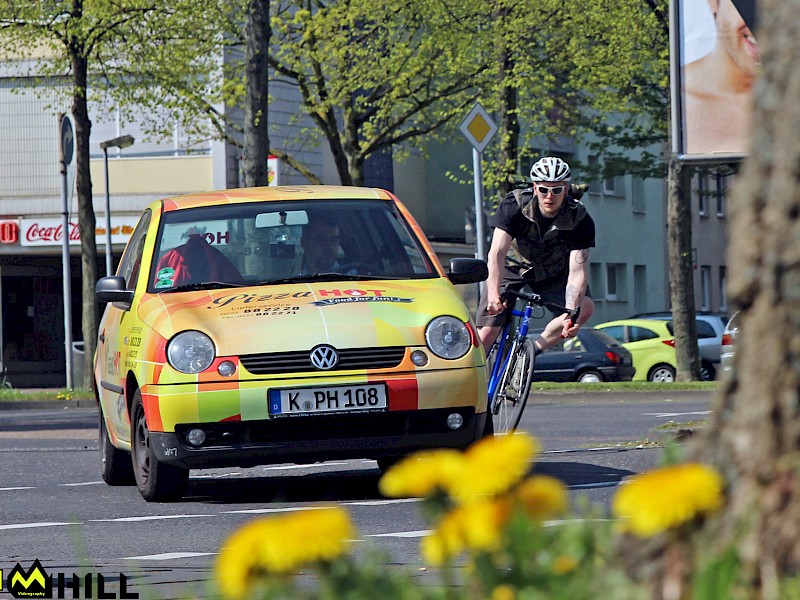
20, 217, 140, 247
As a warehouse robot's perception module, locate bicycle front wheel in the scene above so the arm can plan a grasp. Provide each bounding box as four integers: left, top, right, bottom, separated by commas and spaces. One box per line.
490, 337, 536, 434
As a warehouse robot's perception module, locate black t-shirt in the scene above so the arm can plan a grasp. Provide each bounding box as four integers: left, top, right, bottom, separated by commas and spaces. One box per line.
492, 193, 596, 250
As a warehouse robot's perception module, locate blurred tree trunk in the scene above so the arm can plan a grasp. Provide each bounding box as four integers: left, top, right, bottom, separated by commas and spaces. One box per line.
241, 0, 271, 187
667, 160, 701, 381
643, 1, 800, 595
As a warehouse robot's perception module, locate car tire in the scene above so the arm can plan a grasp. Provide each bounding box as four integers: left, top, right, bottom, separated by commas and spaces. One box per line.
99, 409, 135, 486
130, 389, 189, 502
577, 370, 603, 383
700, 362, 715, 381
648, 364, 676, 382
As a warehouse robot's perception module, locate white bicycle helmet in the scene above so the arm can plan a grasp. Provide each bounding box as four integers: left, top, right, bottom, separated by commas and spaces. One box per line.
530, 157, 571, 182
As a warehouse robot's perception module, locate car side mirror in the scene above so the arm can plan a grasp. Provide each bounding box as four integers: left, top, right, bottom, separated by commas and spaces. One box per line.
96, 276, 134, 309
447, 258, 488, 285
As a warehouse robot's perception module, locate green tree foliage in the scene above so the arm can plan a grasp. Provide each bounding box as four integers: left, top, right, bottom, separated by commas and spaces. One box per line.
0, 0, 222, 388
262, 0, 487, 186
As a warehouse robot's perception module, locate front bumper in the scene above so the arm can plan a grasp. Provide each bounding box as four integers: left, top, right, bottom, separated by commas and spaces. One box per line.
149, 407, 488, 469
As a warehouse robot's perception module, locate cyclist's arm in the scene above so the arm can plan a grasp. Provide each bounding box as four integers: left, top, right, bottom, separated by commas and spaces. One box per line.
486, 228, 513, 315
563, 248, 590, 332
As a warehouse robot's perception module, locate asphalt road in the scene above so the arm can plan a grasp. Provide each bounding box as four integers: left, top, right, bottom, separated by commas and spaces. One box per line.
0, 390, 711, 599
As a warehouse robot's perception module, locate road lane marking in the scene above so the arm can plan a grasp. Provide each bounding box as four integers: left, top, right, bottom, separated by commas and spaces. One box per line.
344, 498, 420, 506
368, 530, 432, 538
0, 522, 74, 530
643, 411, 710, 418
59, 481, 104, 486
92, 515, 213, 522
0, 486, 35, 491
123, 552, 215, 561
262, 462, 349, 471
222, 506, 326, 515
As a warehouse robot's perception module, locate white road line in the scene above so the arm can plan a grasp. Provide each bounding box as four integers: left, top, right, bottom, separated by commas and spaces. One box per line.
123, 552, 215, 561
262, 462, 349, 471
0, 486, 34, 491
222, 506, 326, 515
91, 514, 214, 523
59, 481, 104, 487
368, 530, 432, 538
643, 411, 711, 418
0, 522, 75, 530
344, 498, 421, 506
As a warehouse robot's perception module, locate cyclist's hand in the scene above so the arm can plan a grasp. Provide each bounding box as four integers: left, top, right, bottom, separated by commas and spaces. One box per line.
560, 313, 580, 339
487, 293, 506, 316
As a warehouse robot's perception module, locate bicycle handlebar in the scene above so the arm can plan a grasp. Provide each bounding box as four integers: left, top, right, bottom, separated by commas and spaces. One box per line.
506, 176, 590, 200
502, 288, 581, 325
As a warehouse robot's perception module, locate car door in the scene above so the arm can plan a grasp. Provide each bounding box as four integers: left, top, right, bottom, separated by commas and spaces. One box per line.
96, 210, 151, 442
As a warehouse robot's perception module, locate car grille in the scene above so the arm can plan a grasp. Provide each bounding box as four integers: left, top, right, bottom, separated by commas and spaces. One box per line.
239, 346, 406, 375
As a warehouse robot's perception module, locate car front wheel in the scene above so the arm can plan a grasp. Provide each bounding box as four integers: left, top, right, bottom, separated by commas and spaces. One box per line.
648, 364, 676, 382
131, 390, 189, 502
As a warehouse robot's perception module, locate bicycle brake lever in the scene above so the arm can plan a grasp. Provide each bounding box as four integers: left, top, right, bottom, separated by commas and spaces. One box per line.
568, 306, 581, 327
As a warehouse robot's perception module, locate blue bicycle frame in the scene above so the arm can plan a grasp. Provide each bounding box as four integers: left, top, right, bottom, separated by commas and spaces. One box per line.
487, 302, 535, 400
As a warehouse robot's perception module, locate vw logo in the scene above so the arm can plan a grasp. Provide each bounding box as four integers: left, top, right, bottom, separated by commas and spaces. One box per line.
310, 345, 339, 370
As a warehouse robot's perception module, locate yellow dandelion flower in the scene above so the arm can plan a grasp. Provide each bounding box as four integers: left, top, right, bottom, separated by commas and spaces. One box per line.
216, 519, 273, 600
448, 433, 540, 502
491, 584, 517, 600
216, 507, 354, 598
515, 475, 568, 521
378, 448, 465, 498
421, 517, 463, 566
612, 462, 724, 537
552, 555, 578, 575
451, 498, 512, 552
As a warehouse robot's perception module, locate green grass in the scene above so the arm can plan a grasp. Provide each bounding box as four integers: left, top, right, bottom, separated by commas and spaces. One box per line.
0, 381, 716, 403
0, 388, 94, 402
529, 380, 718, 392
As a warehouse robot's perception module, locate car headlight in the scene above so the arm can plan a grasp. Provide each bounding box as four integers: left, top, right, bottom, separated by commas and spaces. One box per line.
167, 331, 216, 374
425, 316, 472, 360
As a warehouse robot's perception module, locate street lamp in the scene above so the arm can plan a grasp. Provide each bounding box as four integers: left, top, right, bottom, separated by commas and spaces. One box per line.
100, 134, 134, 276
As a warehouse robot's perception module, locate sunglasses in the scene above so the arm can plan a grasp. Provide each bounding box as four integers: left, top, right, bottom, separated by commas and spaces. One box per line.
537, 185, 565, 196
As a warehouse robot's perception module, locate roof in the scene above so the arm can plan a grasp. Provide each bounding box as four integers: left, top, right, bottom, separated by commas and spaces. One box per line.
157, 185, 393, 212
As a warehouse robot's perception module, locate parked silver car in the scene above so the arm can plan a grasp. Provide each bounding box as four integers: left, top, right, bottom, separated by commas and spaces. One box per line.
629, 311, 729, 380
720, 311, 740, 375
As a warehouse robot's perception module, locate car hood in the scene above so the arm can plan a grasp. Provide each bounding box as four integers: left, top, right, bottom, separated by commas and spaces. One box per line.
135, 278, 470, 354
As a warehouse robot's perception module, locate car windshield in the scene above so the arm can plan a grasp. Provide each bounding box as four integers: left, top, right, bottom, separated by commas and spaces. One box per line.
148, 199, 436, 292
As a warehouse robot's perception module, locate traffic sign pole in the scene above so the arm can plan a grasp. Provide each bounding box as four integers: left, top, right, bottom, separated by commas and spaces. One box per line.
471, 148, 486, 261
59, 113, 75, 390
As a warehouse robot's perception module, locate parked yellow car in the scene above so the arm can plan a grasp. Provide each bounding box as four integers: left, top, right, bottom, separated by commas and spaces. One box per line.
593, 319, 677, 382
94, 186, 489, 501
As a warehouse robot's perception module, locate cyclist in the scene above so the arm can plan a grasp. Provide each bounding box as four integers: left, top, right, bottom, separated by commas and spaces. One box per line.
477, 156, 596, 355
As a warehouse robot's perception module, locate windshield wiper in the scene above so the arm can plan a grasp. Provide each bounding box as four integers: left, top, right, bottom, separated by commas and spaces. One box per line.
161, 281, 249, 293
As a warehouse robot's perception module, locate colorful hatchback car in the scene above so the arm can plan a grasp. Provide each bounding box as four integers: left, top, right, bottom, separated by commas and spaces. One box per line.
94, 186, 489, 501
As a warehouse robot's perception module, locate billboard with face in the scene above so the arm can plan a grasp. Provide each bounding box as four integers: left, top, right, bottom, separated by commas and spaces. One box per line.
674, 0, 759, 157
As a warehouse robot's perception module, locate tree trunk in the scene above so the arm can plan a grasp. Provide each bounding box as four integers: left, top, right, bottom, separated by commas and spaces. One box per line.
496, 6, 519, 201
241, 0, 271, 188
667, 158, 700, 381
639, 1, 800, 594
71, 48, 99, 391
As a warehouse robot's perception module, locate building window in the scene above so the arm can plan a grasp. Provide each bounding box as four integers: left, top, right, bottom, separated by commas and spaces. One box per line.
719, 265, 728, 312
697, 172, 708, 217
605, 263, 626, 301
634, 265, 647, 313
700, 266, 711, 311
632, 177, 646, 213
715, 172, 727, 217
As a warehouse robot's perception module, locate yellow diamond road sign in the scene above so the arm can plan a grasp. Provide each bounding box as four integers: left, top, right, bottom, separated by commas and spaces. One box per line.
459, 102, 497, 153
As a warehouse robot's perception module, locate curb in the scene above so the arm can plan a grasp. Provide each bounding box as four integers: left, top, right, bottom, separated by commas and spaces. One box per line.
0, 398, 95, 411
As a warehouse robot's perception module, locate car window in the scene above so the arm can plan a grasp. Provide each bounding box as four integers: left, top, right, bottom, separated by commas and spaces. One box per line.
664, 320, 717, 339
599, 325, 625, 343
592, 329, 624, 348
629, 326, 659, 342
117, 209, 151, 289
148, 199, 436, 291
696, 321, 717, 339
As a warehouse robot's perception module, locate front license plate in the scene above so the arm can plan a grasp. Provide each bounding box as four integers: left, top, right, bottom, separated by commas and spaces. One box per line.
268, 384, 388, 416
